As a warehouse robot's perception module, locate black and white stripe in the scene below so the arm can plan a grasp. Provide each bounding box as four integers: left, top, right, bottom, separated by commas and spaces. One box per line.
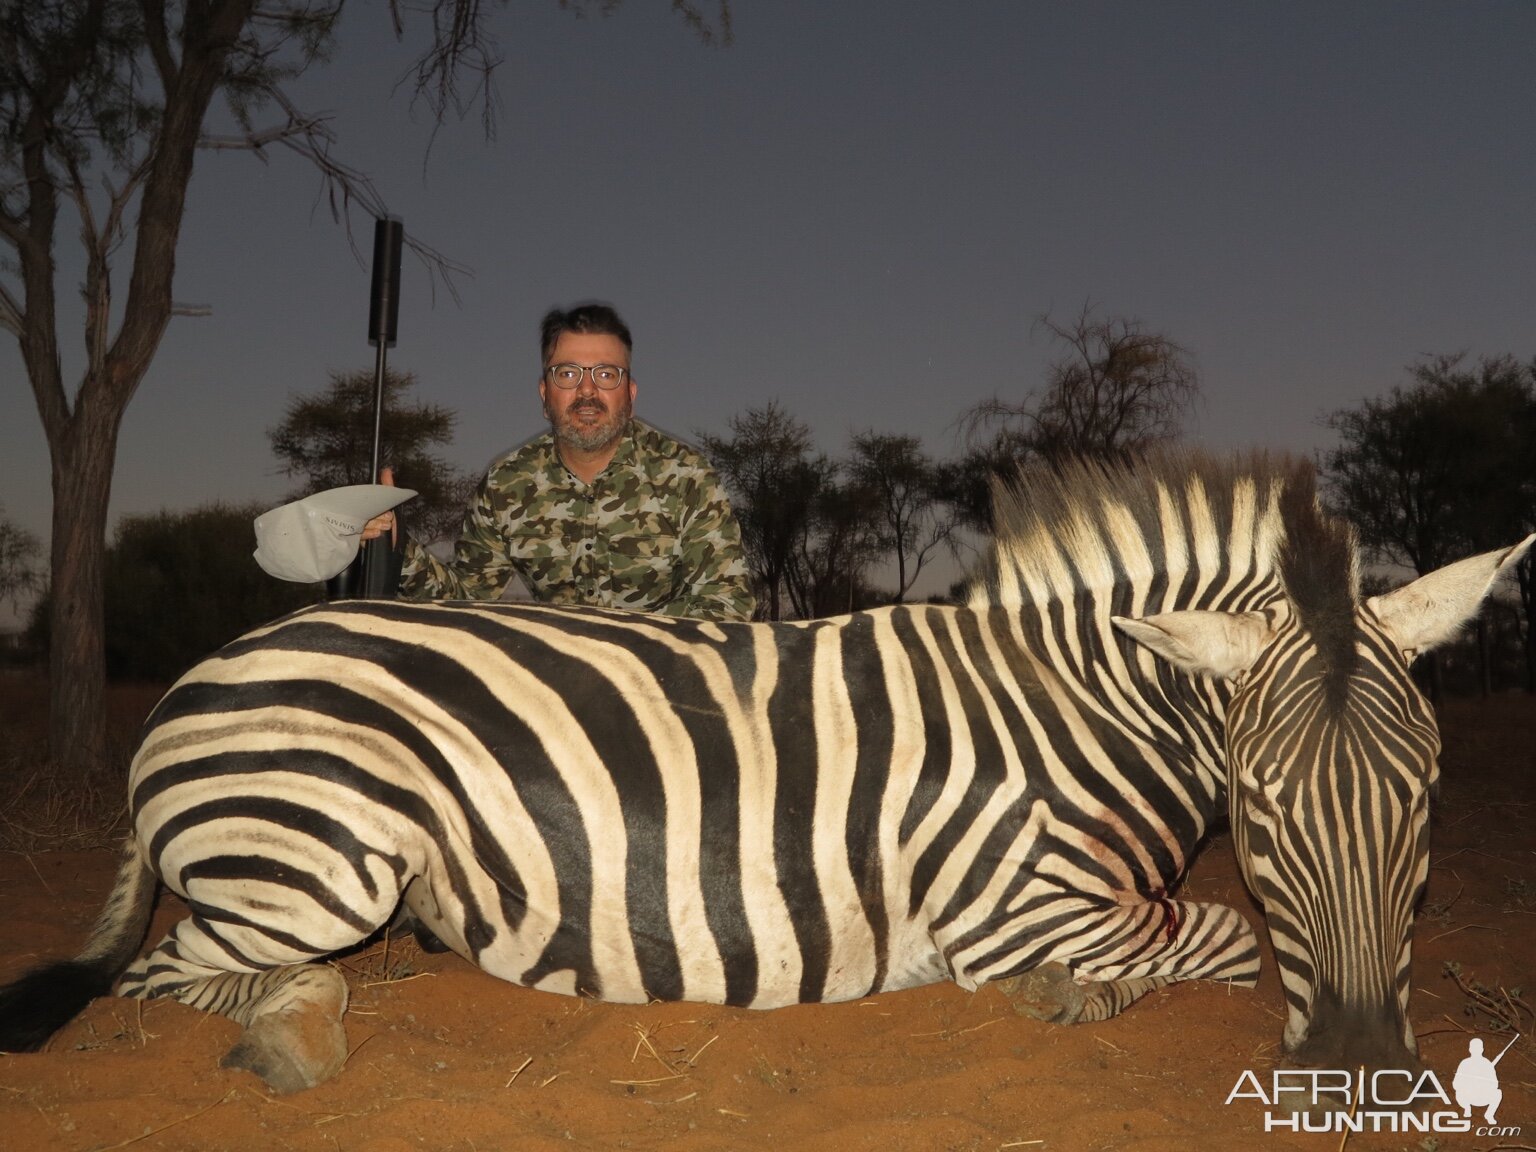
3, 450, 1526, 1090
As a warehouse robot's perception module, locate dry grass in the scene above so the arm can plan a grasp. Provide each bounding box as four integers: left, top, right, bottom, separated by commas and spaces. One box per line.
0, 674, 146, 852
1442, 960, 1533, 1037
332, 931, 428, 988
0, 752, 128, 852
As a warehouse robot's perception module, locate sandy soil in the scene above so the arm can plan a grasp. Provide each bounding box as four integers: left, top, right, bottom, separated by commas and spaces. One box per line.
0, 688, 1531, 1152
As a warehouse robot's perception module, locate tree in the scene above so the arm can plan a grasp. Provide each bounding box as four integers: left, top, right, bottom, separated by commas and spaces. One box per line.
847, 432, 953, 603
105, 503, 316, 679
701, 406, 893, 620
931, 429, 1032, 536
960, 303, 1200, 465
785, 461, 885, 619
1323, 354, 1534, 573
0, 504, 42, 614
270, 368, 476, 543
697, 403, 823, 621
946, 305, 1199, 540
2, 2, 725, 772
31, 500, 314, 681
26, 503, 315, 682
4, 3, 329, 772
1322, 353, 1536, 693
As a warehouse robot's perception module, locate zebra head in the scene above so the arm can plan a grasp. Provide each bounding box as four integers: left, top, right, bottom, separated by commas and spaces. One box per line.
1115, 534, 1532, 1071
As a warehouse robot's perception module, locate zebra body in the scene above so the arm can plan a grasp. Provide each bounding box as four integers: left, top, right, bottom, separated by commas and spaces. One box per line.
2, 451, 1527, 1092
126, 597, 1252, 1011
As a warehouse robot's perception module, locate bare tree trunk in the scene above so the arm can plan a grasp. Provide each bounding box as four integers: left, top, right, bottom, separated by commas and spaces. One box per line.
48, 410, 119, 774
19, 9, 240, 774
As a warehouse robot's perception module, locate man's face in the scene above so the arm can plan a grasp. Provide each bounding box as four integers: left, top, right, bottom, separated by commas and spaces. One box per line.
540, 332, 635, 454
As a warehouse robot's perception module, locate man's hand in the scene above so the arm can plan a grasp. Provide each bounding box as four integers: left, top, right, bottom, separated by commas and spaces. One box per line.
361, 466, 398, 542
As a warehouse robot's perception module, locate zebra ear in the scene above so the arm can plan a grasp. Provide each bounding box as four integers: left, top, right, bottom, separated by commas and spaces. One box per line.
1111, 610, 1274, 680
1366, 536, 1535, 658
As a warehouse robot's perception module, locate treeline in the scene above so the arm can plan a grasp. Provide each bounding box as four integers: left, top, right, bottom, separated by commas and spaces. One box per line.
5, 314, 1533, 693
1322, 352, 1536, 695
695, 307, 1203, 617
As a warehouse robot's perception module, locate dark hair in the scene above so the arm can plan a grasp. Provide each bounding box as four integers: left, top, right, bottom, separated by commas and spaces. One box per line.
539, 302, 633, 364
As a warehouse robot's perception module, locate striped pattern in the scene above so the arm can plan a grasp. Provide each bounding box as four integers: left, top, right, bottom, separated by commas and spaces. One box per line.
5, 449, 1474, 1086
1225, 601, 1439, 1061
119, 453, 1295, 1019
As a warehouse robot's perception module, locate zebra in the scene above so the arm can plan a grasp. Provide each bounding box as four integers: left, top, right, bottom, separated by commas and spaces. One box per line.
0, 451, 1526, 1094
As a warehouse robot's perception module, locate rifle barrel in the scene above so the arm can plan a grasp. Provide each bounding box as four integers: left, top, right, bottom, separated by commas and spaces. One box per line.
1490, 1032, 1520, 1066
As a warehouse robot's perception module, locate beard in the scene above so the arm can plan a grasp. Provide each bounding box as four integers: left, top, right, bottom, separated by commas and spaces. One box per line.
548, 392, 632, 453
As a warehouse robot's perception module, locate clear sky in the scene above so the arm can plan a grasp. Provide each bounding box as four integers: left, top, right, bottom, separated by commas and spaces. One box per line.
5, 1, 1536, 610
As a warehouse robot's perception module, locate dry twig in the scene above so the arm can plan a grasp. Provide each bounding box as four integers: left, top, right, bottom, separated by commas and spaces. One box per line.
93, 1089, 237, 1149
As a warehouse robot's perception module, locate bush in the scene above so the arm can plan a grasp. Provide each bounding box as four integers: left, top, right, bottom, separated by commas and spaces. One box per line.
30, 502, 317, 682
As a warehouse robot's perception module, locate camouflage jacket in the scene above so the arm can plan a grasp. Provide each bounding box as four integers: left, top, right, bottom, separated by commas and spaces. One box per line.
398, 420, 755, 621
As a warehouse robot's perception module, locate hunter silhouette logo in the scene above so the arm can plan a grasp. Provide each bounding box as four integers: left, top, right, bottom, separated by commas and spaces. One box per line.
1454, 1034, 1516, 1125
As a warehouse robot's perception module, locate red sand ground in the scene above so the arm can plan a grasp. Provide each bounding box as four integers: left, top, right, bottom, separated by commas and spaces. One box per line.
0, 686, 1531, 1152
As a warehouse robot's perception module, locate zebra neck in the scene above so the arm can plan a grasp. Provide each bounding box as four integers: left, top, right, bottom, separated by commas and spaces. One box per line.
997, 603, 1235, 800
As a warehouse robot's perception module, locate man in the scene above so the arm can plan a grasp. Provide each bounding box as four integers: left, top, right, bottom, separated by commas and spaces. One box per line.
364, 302, 754, 621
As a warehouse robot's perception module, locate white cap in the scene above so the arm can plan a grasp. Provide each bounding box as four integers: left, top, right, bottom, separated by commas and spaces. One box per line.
253, 484, 417, 583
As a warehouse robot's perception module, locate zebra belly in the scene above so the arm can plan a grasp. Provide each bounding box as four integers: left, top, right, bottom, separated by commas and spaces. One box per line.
411, 846, 948, 1008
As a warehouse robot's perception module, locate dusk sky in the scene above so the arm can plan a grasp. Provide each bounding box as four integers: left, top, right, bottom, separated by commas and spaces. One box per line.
5, 1, 1536, 613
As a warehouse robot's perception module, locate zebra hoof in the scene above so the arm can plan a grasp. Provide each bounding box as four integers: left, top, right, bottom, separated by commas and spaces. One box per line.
221, 1007, 348, 1094
995, 962, 1086, 1025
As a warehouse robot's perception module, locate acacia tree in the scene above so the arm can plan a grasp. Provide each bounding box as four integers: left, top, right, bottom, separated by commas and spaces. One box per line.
847, 432, 952, 603
697, 403, 825, 621
2, 2, 725, 773
1324, 353, 1535, 572
785, 462, 886, 618
702, 406, 893, 620
949, 304, 1199, 535
931, 428, 1031, 536
270, 368, 475, 543
0, 505, 42, 614
962, 303, 1199, 461
1322, 352, 1536, 692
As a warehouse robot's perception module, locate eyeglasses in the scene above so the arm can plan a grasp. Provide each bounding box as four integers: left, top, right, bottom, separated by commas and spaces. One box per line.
545, 363, 629, 390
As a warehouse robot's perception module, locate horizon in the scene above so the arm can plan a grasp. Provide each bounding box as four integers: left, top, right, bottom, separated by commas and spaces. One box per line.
5, 2, 1536, 624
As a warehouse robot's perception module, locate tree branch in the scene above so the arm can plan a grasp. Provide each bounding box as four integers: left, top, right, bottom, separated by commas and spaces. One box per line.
0, 281, 22, 337
0, 206, 26, 249
202, 86, 470, 303
140, 0, 180, 88
62, 150, 113, 376
100, 0, 260, 417
14, 96, 68, 440
393, 0, 503, 139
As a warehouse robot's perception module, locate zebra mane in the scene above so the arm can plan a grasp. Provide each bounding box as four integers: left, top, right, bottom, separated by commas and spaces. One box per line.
967, 449, 1361, 630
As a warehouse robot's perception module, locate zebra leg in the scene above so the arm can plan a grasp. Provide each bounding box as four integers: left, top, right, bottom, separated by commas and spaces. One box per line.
997, 963, 1178, 1024
994, 897, 1260, 1025
386, 904, 452, 954
218, 966, 348, 1093
117, 916, 350, 1094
